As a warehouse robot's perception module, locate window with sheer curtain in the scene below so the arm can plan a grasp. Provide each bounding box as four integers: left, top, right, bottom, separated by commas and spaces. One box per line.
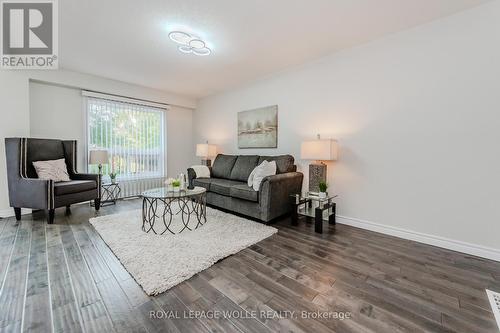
86, 96, 165, 182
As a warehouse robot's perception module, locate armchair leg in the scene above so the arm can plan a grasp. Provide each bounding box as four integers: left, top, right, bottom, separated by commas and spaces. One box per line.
65, 206, 71, 215
48, 209, 55, 224
94, 199, 101, 211
14, 207, 21, 221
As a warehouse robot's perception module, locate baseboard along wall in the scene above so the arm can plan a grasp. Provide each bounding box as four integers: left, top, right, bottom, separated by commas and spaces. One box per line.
337, 215, 500, 262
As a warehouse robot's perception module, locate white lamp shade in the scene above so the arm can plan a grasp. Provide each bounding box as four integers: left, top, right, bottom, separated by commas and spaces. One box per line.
89, 149, 109, 165
196, 143, 217, 157
301, 139, 338, 161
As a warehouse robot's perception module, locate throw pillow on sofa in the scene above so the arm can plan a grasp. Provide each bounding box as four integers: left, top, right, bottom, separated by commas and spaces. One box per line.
248, 160, 267, 186
250, 160, 277, 191
32, 158, 71, 182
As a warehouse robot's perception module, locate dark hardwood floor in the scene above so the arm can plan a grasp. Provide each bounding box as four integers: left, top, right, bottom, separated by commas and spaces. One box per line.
0, 199, 499, 333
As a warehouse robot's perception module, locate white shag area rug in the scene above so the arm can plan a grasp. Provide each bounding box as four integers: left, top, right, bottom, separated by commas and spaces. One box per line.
89, 207, 277, 295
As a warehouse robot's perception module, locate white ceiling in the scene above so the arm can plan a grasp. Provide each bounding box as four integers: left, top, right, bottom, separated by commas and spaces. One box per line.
60, 0, 491, 99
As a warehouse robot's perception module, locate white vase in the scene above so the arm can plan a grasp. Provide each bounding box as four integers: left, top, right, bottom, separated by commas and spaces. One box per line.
319, 192, 327, 199
173, 186, 180, 192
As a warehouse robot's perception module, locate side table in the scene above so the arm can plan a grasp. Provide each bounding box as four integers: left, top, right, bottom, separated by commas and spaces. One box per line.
92, 182, 121, 207
290, 193, 337, 233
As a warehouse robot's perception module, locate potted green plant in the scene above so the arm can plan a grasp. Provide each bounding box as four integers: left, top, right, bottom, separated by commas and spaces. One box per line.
109, 172, 117, 184
165, 177, 174, 191
109, 158, 119, 184
318, 181, 328, 198
172, 179, 181, 192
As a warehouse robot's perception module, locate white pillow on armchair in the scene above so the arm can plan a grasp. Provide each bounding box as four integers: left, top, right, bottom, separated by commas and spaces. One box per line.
32, 158, 71, 182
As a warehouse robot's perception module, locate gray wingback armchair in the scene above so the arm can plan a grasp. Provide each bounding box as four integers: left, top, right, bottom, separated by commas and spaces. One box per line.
5, 138, 101, 224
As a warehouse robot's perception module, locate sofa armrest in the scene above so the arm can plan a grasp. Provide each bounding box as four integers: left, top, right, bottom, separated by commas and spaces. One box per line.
71, 173, 99, 182
10, 177, 53, 210
187, 166, 212, 189
5, 137, 54, 210
259, 172, 303, 221
71, 173, 101, 198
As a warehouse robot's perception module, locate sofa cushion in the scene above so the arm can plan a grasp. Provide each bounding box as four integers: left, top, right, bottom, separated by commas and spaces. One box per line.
54, 180, 97, 196
193, 178, 212, 190
229, 155, 259, 182
212, 154, 238, 179
210, 178, 243, 196
258, 155, 295, 174
230, 184, 259, 202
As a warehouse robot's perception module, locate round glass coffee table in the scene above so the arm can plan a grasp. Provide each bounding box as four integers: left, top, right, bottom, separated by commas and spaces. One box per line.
141, 186, 207, 234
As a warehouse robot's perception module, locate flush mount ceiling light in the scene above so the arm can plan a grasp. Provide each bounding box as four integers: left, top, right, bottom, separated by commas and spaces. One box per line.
168, 31, 211, 56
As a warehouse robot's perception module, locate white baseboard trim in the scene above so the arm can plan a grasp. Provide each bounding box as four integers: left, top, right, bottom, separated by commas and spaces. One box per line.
0, 208, 32, 219
337, 215, 500, 262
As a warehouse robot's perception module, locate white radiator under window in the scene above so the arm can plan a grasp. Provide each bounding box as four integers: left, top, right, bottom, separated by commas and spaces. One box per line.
117, 177, 165, 198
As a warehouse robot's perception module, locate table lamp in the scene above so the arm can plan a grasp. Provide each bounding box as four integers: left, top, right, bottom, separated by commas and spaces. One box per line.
196, 141, 217, 166
301, 134, 338, 194
89, 149, 109, 175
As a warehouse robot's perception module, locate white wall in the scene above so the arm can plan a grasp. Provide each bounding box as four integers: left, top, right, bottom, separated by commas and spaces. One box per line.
194, 2, 500, 259
0, 73, 31, 217
0, 70, 196, 217
166, 105, 194, 177
30, 82, 86, 171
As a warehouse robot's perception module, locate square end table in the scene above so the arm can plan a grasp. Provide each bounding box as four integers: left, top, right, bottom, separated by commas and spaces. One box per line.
289, 192, 337, 233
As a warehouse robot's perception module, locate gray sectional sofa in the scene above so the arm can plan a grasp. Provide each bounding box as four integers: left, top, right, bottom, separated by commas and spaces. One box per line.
187, 154, 303, 222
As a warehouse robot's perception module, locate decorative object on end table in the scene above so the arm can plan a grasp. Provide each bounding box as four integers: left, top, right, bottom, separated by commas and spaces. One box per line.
301, 134, 338, 193
238, 105, 278, 148
318, 181, 328, 198
109, 157, 120, 184
196, 141, 217, 166
89, 149, 109, 175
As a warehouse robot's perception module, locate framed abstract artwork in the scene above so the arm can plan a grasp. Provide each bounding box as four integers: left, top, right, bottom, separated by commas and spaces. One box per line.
237, 105, 278, 148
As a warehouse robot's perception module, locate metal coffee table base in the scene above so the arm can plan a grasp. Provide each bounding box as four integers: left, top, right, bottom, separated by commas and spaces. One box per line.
142, 193, 207, 234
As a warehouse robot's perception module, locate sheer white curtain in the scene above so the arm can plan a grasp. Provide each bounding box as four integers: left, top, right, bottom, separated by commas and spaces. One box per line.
85, 95, 166, 194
